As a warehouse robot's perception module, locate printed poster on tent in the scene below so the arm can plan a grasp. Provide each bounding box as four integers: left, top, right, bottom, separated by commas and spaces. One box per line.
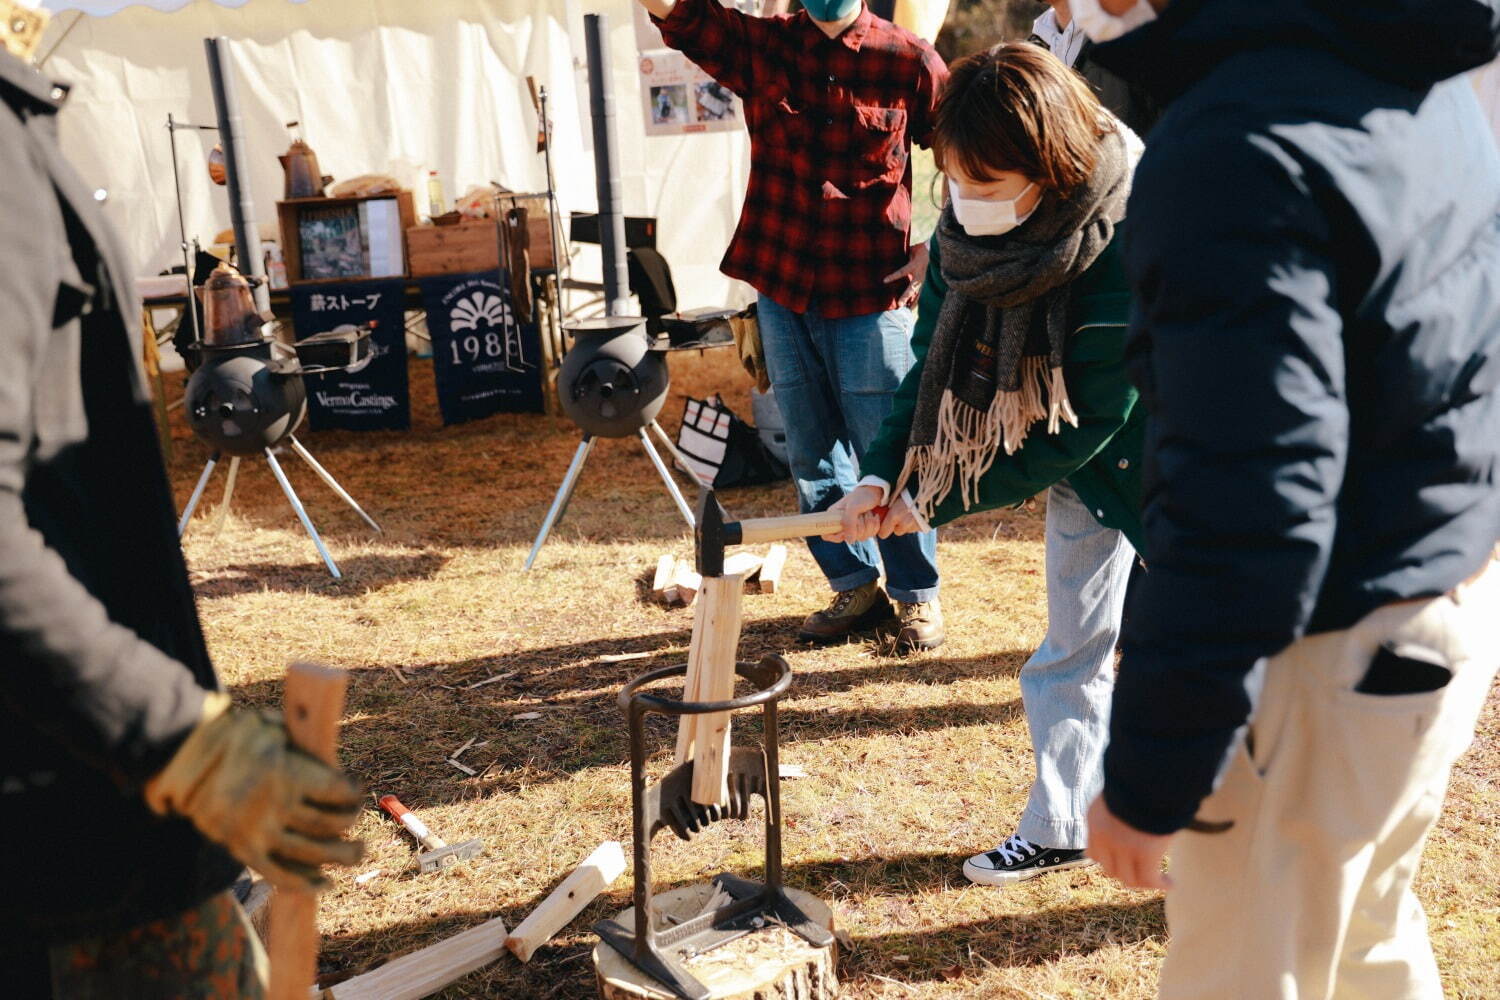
634, 1, 756, 136
418, 271, 545, 424
290, 279, 410, 431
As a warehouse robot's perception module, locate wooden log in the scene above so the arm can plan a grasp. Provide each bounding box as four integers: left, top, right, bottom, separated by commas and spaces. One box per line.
673, 573, 743, 765
651, 554, 676, 600
268, 663, 348, 1000
505, 841, 627, 963
242, 878, 275, 947
758, 545, 788, 595
688, 576, 744, 806
326, 915, 509, 1000
593, 884, 838, 1000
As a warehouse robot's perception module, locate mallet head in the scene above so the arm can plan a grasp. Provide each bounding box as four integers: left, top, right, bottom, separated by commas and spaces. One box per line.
694, 486, 732, 577
419, 838, 485, 873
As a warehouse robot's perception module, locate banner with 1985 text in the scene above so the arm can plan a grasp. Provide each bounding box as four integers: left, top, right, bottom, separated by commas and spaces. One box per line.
418, 270, 545, 425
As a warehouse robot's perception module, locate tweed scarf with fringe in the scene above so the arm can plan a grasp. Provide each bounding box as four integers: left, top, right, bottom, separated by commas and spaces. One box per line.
893, 127, 1131, 521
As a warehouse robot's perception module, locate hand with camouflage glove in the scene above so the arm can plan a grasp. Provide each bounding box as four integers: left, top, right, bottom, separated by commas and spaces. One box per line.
144, 692, 365, 891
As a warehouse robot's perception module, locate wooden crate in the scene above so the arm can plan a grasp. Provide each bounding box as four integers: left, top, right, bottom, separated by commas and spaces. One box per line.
407, 198, 555, 278
276, 190, 416, 285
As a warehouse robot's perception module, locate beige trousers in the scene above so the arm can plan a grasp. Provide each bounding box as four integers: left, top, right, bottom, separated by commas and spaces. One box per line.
1158, 559, 1500, 1000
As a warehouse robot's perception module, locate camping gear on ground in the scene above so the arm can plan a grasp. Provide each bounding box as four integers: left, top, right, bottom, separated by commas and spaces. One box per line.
749, 388, 788, 467
524, 15, 707, 572
525, 315, 704, 570
676, 396, 789, 490
178, 263, 382, 578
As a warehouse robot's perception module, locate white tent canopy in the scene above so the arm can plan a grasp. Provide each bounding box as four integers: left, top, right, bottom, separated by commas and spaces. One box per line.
40, 0, 753, 309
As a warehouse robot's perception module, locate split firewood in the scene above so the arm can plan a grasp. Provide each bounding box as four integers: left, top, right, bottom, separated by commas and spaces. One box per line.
505, 841, 627, 963
758, 545, 788, 594
721, 551, 764, 582
326, 915, 509, 1000
672, 559, 702, 605
651, 554, 676, 601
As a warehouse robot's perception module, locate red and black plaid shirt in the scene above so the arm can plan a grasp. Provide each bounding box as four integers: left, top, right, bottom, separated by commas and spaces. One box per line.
656, 0, 947, 319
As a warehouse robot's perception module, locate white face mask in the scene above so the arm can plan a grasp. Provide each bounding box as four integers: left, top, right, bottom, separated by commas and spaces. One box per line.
1070, 0, 1158, 43
949, 178, 1038, 237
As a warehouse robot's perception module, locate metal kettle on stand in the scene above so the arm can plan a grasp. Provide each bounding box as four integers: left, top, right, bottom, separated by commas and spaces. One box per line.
278, 121, 332, 198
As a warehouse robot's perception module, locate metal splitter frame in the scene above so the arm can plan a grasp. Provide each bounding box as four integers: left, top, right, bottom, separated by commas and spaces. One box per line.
596, 655, 834, 1000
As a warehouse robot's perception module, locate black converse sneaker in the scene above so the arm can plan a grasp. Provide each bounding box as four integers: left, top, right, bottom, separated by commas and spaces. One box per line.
962, 834, 1095, 887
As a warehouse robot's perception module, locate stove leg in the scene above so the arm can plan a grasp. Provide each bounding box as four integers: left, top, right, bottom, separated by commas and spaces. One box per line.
639, 428, 695, 529
524, 435, 596, 571
177, 452, 220, 539
207, 456, 240, 539
265, 448, 341, 579
287, 435, 382, 534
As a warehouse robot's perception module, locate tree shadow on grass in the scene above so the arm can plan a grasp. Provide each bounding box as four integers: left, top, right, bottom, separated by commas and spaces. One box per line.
191, 550, 450, 599
313, 850, 1162, 997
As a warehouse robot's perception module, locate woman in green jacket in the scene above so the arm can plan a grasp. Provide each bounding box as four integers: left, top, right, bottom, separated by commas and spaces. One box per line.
828, 42, 1145, 887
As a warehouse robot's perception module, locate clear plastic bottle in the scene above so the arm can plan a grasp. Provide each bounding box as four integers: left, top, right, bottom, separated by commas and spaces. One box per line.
265, 244, 289, 290
427, 170, 445, 218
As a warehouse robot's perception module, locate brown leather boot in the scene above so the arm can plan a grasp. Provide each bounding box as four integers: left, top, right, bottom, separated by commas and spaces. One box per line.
797, 581, 895, 644
893, 599, 945, 652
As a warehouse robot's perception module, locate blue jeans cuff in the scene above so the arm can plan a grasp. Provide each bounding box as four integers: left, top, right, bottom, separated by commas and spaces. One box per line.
826, 567, 880, 593
887, 585, 940, 604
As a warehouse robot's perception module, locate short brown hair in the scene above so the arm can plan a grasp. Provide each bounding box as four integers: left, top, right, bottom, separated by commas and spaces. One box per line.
932, 42, 1111, 198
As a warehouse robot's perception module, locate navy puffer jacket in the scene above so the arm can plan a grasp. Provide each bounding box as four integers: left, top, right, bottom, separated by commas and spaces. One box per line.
1094, 0, 1500, 833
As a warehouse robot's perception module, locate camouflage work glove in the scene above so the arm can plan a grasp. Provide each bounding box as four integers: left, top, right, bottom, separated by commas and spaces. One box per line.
144, 692, 365, 891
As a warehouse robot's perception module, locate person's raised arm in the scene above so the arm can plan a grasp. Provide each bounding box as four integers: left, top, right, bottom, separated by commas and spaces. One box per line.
643, 0, 769, 96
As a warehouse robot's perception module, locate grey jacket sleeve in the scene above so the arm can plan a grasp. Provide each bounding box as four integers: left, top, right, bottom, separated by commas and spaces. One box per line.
0, 115, 207, 788
1104, 127, 1349, 834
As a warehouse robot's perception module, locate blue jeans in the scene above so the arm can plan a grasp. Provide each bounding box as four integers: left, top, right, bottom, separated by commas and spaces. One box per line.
1016, 481, 1135, 850
756, 295, 939, 603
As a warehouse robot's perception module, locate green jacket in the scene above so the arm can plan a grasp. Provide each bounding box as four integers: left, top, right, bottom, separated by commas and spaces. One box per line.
862, 234, 1146, 551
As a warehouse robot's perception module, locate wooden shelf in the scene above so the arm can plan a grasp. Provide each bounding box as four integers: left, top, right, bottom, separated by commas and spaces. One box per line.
276, 190, 416, 285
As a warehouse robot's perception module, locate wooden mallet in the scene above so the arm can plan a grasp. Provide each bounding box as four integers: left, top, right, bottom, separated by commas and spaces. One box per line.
379, 795, 484, 873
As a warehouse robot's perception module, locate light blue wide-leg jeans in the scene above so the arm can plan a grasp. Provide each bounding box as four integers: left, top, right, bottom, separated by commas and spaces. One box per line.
1015, 480, 1136, 850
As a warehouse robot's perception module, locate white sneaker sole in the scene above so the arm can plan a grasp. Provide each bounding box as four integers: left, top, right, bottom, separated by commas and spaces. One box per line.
962, 855, 1096, 887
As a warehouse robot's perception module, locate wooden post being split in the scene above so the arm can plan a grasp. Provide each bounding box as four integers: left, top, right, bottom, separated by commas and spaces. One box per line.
505, 841, 626, 963
267, 663, 348, 1000
328, 914, 509, 1000
673, 575, 744, 805
593, 883, 838, 1000
758, 545, 788, 595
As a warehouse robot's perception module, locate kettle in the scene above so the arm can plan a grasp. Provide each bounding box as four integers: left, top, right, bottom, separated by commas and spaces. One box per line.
201, 262, 273, 347
279, 122, 333, 199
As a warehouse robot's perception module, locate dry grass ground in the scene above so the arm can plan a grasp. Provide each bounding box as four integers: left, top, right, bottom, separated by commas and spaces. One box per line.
164, 348, 1499, 999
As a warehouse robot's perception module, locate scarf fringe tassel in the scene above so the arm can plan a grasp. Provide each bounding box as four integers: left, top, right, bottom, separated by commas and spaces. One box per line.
894, 358, 1078, 522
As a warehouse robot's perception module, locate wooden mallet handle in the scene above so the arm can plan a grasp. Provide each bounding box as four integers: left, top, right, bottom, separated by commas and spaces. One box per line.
734, 505, 890, 545
267, 662, 348, 1000
379, 794, 448, 851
